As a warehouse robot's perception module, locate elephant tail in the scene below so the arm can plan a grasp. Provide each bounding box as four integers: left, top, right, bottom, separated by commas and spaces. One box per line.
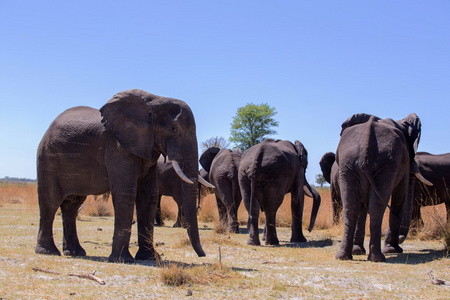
360, 116, 399, 220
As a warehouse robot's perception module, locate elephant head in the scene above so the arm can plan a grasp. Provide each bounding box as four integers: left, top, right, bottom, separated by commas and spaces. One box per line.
100, 89, 205, 257
199, 146, 221, 173
319, 152, 336, 184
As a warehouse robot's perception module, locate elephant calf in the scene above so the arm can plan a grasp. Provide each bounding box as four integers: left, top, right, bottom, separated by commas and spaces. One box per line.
238, 139, 320, 246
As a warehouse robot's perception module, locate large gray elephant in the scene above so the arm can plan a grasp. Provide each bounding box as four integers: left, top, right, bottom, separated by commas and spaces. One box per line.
199, 147, 243, 233
411, 152, 450, 227
334, 113, 432, 262
155, 155, 214, 227
35, 89, 206, 263
238, 139, 320, 246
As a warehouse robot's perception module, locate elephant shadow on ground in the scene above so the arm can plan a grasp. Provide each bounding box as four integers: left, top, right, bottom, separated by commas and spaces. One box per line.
71, 255, 257, 272
385, 248, 449, 265
278, 238, 334, 249
233, 228, 264, 235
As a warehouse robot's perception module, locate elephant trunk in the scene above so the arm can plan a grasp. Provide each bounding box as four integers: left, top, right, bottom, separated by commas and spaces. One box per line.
182, 177, 206, 257
399, 175, 416, 243
306, 184, 321, 232
168, 144, 205, 257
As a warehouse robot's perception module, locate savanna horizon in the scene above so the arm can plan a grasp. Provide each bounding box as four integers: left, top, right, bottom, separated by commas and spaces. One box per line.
1, 182, 447, 240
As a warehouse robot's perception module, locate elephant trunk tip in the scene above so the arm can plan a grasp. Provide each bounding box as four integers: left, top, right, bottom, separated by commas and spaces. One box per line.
194, 245, 206, 257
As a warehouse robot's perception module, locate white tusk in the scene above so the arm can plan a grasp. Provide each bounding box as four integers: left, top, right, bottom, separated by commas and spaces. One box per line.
171, 160, 194, 184
198, 175, 215, 189
303, 185, 313, 198
415, 172, 433, 186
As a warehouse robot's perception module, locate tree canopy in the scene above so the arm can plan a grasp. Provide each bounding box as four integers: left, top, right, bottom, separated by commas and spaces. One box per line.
315, 174, 327, 187
229, 103, 279, 151
200, 136, 230, 153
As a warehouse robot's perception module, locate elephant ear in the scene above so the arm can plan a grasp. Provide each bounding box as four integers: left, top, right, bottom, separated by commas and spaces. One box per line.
100, 90, 154, 160
396, 113, 421, 162
293, 140, 308, 169
340, 113, 380, 136
199, 147, 221, 173
319, 152, 336, 184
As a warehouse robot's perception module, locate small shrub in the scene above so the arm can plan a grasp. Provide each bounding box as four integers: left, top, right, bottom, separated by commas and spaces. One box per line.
174, 238, 191, 249
214, 221, 227, 234
160, 264, 191, 286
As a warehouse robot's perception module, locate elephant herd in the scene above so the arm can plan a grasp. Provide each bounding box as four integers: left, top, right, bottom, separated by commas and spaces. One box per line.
34, 89, 449, 264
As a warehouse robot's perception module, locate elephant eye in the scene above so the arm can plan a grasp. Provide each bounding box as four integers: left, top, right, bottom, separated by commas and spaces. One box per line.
172, 126, 178, 133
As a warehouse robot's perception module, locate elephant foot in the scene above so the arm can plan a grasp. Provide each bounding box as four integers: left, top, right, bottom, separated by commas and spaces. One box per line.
247, 238, 261, 246
367, 251, 386, 262
335, 250, 352, 260
382, 243, 403, 254
227, 226, 239, 234
63, 246, 86, 257
108, 250, 135, 264
154, 220, 164, 227
290, 235, 307, 243
35, 243, 61, 256
265, 236, 280, 246
135, 248, 160, 261
173, 221, 182, 228
352, 245, 366, 255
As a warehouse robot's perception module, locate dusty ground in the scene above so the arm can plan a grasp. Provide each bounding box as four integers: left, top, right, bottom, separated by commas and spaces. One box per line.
0, 201, 449, 299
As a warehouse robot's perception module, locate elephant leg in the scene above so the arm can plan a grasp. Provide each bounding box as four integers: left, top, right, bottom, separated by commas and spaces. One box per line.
135, 169, 160, 261
35, 186, 63, 256
219, 183, 239, 233
352, 205, 367, 255
154, 195, 164, 226
241, 176, 261, 245
226, 196, 240, 234
264, 209, 279, 245
290, 186, 307, 243
332, 198, 342, 225
61, 195, 87, 256
107, 177, 138, 263
368, 186, 395, 262
383, 176, 409, 255
336, 178, 360, 260
215, 194, 228, 229
173, 200, 185, 228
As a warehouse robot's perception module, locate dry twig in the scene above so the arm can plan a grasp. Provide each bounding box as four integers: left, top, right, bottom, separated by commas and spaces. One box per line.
33, 267, 106, 285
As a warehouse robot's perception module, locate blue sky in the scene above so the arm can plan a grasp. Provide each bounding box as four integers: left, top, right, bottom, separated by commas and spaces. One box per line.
1, 1, 449, 184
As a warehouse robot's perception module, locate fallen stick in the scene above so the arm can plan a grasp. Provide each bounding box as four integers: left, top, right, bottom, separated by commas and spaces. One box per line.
68, 271, 106, 285
33, 267, 106, 285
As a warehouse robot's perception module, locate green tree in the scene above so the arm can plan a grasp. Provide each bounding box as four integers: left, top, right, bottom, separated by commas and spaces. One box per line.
200, 136, 230, 153
315, 174, 327, 187
229, 103, 279, 151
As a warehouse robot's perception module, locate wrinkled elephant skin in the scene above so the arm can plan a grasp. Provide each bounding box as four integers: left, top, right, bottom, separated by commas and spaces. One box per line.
35, 89, 205, 263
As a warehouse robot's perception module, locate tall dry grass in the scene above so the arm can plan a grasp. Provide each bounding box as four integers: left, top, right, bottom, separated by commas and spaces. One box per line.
1, 182, 447, 246
0, 182, 38, 207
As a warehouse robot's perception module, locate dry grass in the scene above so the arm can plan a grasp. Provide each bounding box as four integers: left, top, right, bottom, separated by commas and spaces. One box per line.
1, 183, 449, 299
